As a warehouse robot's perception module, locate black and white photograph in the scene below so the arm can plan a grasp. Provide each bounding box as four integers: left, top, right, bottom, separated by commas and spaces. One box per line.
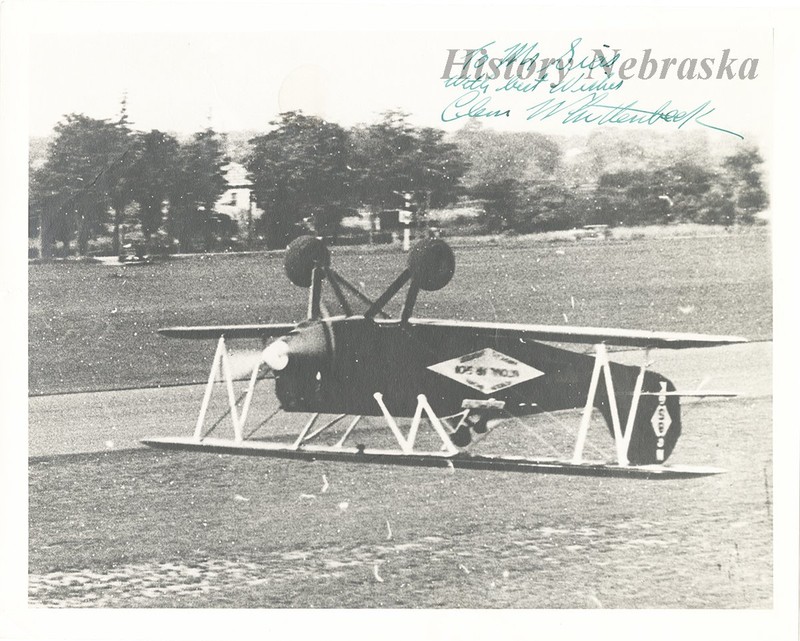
2, 2, 799, 639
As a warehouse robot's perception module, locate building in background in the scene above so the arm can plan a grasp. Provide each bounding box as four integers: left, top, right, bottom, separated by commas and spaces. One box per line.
214, 162, 262, 241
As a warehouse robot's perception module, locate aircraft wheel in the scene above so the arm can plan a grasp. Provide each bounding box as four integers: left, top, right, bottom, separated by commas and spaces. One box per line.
284, 236, 330, 287
407, 239, 455, 291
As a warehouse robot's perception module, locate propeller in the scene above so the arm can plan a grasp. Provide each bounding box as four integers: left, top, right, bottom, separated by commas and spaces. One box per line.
261, 320, 328, 372
262, 340, 290, 371
223, 348, 271, 380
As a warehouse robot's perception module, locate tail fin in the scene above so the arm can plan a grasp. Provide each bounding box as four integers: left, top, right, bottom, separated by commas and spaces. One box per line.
595, 364, 682, 465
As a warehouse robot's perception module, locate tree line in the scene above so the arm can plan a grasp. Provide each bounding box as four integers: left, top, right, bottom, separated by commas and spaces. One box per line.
246, 111, 467, 248
454, 124, 768, 233
30, 110, 228, 257
29, 109, 768, 257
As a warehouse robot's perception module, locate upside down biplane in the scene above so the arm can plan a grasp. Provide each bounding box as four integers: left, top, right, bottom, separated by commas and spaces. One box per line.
143, 236, 745, 479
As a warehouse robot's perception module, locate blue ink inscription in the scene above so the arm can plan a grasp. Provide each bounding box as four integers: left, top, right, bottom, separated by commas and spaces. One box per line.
441, 91, 511, 122
525, 92, 742, 139
439, 39, 754, 138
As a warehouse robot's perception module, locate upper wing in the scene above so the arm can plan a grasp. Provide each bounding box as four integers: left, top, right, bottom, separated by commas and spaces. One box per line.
395, 318, 748, 349
158, 323, 297, 339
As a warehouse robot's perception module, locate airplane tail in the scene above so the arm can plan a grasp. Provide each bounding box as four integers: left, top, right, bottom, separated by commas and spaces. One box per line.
595, 363, 682, 465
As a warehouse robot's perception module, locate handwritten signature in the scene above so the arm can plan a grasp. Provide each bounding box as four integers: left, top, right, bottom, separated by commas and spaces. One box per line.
525, 92, 742, 138
441, 90, 742, 138
441, 90, 511, 122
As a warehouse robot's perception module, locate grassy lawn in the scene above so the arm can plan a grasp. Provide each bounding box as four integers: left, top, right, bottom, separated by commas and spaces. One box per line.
27, 229, 774, 608
28, 395, 772, 607
28, 230, 772, 395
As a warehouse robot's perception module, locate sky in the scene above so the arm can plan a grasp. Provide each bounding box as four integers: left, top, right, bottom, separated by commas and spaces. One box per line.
29, 27, 773, 154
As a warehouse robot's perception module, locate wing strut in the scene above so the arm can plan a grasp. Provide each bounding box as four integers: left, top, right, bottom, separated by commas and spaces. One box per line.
193, 336, 263, 442
142, 338, 725, 479
572, 344, 646, 466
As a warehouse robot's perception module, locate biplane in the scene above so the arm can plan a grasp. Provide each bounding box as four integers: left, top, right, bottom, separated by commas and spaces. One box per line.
142, 236, 745, 479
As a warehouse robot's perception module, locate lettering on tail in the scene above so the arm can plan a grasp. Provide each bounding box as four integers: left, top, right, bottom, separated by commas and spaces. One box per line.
650, 381, 673, 462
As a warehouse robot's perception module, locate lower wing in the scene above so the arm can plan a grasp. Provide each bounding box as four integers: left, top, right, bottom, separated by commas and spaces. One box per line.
393, 318, 747, 349
158, 323, 297, 339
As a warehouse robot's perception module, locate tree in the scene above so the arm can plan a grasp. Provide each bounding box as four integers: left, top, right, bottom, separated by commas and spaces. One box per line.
470, 179, 526, 233
351, 111, 415, 211
523, 183, 575, 231
246, 112, 353, 248
651, 162, 715, 223
105, 100, 141, 255
168, 128, 228, 252
413, 127, 470, 208
129, 130, 180, 243
595, 163, 716, 225
722, 145, 768, 224
29, 113, 123, 256
453, 121, 560, 189
471, 179, 576, 233
352, 112, 468, 214
696, 186, 737, 225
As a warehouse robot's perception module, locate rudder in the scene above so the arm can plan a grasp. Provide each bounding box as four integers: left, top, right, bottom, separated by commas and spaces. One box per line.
595, 363, 682, 465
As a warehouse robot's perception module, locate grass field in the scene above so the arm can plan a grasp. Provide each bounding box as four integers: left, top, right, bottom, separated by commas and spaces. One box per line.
28, 230, 772, 395
28, 229, 773, 608
28, 395, 772, 608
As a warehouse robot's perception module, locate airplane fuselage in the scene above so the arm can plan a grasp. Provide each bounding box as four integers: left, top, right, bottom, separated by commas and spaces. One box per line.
271, 316, 681, 465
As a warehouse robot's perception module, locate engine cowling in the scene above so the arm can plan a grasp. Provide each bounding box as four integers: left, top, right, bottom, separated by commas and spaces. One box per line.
265, 320, 332, 411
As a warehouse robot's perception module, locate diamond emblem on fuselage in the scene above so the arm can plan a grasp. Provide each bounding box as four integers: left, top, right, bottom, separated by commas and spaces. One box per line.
427, 348, 544, 394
